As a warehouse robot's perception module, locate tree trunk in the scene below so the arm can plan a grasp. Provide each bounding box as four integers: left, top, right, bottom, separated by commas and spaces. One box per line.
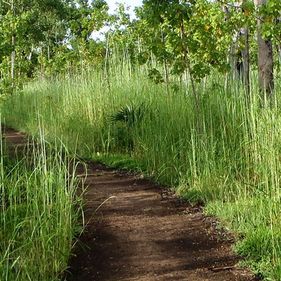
160, 29, 170, 92
11, 36, 15, 82
278, 45, 281, 65
223, 3, 250, 93
233, 1, 250, 94
241, 27, 250, 95
254, 0, 274, 100
11, 0, 15, 92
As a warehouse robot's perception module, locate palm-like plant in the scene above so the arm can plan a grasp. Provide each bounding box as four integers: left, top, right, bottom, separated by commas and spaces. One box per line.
111, 103, 146, 127
111, 103, 147, 152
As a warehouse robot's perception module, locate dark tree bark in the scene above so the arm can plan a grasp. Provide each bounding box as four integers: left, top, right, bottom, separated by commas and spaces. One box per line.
254, 0, 274, 100
236, 27, 250, 94
223, 2, 250, 94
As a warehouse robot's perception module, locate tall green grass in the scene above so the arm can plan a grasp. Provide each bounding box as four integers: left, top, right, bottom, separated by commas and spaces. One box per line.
0, 129, 80, 280
1, 66, 281, 280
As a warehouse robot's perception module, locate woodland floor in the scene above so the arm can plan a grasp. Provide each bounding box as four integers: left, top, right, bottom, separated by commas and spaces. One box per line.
3, 126, 259, 281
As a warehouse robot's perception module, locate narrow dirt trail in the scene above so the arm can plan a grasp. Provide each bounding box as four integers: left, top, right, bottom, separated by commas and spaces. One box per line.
3, 127, 257, 281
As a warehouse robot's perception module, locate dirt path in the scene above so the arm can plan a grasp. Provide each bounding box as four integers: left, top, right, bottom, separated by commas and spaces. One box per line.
3, 127, 257, 281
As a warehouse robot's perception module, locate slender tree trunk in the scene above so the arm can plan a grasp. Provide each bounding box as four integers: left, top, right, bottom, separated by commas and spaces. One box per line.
180, 19, 202, 133
180, 20, 199, 109
223, 4, 247, 91
278, 45, 281, 65
160, 29, 170, 94
47, 44, 50, 61
254, 0, 274, 100
224, 5, 237, 82
234, 1, 250, 95
241, 27, 250, 95
11, 36, 15, 81
276, 17, 281, 65
11, 0, 16, 92
104, 35, 111, 91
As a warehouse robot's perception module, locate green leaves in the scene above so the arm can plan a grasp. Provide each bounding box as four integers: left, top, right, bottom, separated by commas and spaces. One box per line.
137, 0, 241, 82
111, 103, 146, 127
258, 0, 281, 41
0, 0, 112, 92
148, 68, 164, 84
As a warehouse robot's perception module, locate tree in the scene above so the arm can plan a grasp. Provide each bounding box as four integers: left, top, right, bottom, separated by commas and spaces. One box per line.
0, 0, 110, 92
254, 0, 274, 100
0, 0, 72, 92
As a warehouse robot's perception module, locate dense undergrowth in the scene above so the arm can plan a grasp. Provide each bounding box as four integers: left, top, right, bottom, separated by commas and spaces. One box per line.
0, 131, 80, 280
1, 66, 281, 280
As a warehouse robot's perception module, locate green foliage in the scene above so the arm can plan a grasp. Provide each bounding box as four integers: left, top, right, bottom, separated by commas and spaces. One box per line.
111, 103, 146, 127
147, 68, 164, 84
0, 0, 110, 93
0, 0, 279, 92
111, 102, 147, 152
135, 0, 250, 81
258, 0, 281, 42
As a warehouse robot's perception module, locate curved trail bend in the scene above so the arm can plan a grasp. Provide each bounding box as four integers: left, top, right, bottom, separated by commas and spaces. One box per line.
3, 127, 257, 281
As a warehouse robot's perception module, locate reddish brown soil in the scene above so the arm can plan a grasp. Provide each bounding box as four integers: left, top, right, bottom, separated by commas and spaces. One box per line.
3, 127, 258, 281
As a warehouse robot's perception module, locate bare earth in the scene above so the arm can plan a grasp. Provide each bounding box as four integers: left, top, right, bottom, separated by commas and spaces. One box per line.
3, 127, 258, 281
